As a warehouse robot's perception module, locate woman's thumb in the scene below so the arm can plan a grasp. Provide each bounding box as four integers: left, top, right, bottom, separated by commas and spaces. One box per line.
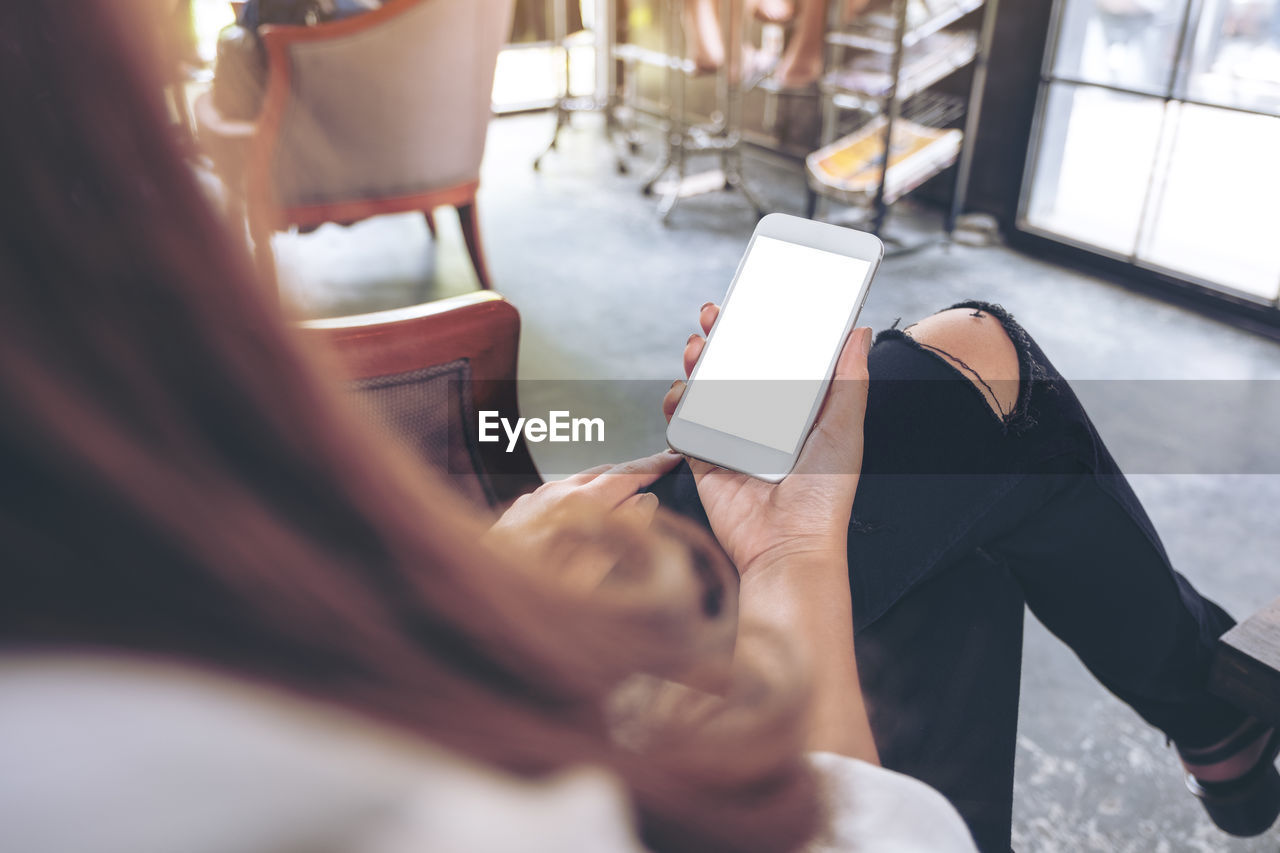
793, 327, 871, 476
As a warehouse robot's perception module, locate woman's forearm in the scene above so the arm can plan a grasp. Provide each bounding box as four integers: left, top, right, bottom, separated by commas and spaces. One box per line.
737, 550, 879, 763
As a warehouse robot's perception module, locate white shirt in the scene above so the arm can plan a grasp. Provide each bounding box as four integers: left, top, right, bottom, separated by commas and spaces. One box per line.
0, 656, 975, 852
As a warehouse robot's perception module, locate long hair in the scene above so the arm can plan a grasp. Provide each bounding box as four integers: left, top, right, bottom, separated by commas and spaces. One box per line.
0, 2, 822, 850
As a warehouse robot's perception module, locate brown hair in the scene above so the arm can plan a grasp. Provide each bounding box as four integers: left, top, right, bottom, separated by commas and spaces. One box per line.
0, 3, 821, 850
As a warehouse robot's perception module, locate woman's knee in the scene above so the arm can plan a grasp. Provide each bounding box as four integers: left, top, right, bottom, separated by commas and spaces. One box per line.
903, 307, 1021, 419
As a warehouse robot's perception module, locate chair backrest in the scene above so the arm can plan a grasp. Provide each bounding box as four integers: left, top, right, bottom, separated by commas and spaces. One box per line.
254, 0, 515, 219
303, 293, 540, 508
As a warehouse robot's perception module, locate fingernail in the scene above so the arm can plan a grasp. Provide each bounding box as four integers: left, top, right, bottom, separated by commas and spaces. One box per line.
700, 301, 715, 312
633, 492, 660, 519
670, 378, 681, 389
687, 333, 700, 344
858, 327, 872, 356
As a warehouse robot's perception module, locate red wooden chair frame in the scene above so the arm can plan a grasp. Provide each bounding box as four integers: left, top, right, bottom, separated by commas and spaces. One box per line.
303, 292, 540, 504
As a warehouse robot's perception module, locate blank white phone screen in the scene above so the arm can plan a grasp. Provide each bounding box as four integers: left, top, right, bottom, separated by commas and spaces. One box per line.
677, 236, 870, 454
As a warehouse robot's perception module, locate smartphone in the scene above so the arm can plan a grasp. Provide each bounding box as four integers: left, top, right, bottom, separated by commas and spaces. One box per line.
666, 213, 882, 482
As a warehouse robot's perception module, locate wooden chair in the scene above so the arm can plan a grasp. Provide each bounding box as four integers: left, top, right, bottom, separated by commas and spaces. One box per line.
303, 292, 541, 508
198, 0, 515, 292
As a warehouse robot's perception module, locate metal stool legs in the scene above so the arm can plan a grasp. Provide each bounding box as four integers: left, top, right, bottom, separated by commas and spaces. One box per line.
638, 0, 766, 224
534, 0, 642, 174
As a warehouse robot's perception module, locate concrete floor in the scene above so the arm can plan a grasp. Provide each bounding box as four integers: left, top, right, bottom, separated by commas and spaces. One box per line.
276, 112, 1280, 851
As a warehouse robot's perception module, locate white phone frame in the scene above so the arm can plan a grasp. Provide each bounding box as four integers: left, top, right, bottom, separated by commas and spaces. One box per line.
666, 213, 883, 482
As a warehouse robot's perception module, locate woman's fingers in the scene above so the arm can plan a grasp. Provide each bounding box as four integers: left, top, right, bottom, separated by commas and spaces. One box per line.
794, 327, 872, 477
839, 326, 873, 380
662, 380, 686, 422
580, 449, 682, 504
617, 491, 661, 527
678, 304, 719, 379
685, 455, 723, 483
559, 463, 616, 486
559, 494, 659, 595
699, 302, 720, 336
683, 335, 704, 378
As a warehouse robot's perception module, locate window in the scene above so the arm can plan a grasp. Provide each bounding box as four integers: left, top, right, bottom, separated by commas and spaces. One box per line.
1021, 0, 1280, 304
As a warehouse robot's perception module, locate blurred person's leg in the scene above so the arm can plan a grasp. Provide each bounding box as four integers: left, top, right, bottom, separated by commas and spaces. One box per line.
682, 0, 772, 81
771, 0, 871, 89
752, 0, 794, 24
652, 302, 1252, 850
684, 0, 727, 72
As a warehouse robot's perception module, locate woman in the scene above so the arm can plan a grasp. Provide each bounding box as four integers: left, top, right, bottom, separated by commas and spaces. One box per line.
0, 3, 1274, 853
0, 3, 968, 852
653, 301, 1280, 848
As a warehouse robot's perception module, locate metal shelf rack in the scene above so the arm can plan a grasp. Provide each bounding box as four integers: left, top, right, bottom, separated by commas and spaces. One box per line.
607, 0, 768, 223
809, 0, 999, 240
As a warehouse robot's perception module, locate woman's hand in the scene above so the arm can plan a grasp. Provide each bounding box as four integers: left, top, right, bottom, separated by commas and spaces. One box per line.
662, 303, 872, 578
666, 305, 880, 761
485, 451, 681, 594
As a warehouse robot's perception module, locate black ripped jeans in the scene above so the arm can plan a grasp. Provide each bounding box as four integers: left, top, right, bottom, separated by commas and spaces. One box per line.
650, 301, 1243, 853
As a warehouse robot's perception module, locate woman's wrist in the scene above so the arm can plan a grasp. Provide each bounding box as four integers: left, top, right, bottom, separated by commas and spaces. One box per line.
735, 537, 876, 762
742, 535, 849, 581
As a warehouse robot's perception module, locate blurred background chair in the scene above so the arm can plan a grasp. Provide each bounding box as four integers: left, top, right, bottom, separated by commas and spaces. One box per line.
198, 0, 515, 292
304, 292, 541, 508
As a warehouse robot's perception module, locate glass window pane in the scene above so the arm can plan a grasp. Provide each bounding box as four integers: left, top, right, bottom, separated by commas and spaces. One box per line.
1025, 83, 1166, 255
492, 45, 596, 110
193, 0, 236, 63
1051, 0, 1188, 94
1182, 0, 1280, 115
492, 48, 560, 109
1138, 104, 1280, 300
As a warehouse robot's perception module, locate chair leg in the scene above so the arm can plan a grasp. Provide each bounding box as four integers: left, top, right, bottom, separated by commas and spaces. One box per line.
457, 200, 493, 291
423, 209, 437, 239
249, 213, 278, 299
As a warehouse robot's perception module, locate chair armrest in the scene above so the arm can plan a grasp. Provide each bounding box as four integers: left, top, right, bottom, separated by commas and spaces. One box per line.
194, 91, 257, 190
302, 293, 541, 503
194, 90, 257, 144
